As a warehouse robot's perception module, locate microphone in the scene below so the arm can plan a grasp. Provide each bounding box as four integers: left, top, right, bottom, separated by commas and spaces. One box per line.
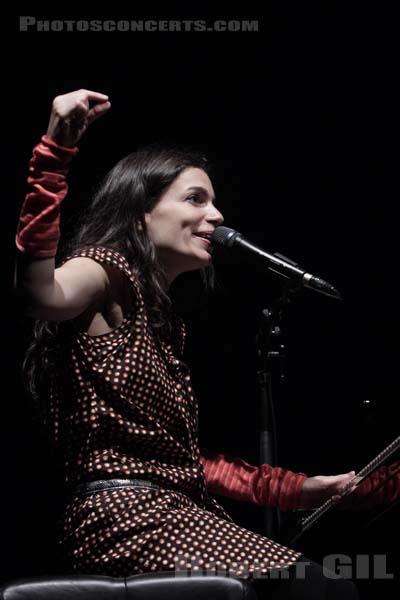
211, 226, 342, 300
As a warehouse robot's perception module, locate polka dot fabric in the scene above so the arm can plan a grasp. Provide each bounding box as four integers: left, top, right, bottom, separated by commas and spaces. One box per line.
52, 246, 301, 579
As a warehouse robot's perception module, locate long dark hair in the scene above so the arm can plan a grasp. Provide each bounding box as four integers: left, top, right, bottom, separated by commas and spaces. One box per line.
23, 144, 215, 426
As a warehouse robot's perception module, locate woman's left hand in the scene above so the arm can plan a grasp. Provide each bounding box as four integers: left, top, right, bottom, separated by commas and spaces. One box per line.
298, 471, 356, 510
46, 89, 111, 147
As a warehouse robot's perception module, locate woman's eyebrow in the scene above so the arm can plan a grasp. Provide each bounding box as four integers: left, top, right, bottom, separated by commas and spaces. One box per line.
185, 186, 217, 204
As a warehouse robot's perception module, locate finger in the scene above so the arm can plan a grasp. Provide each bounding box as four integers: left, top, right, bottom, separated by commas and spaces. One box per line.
87, 101, 111, 125
335, 471, 356, 482
74, 100, 90, 115
80, 90, 109, 102
66, 101, 89, 124
338, 474, 358, 495
326, 473, 350, 484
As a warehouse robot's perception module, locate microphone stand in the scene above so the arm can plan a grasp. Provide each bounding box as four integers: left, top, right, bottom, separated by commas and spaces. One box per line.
256, 284, 294, 541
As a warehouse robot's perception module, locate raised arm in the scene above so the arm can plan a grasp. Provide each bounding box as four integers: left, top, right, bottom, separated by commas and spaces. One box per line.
14, 89, 111, 321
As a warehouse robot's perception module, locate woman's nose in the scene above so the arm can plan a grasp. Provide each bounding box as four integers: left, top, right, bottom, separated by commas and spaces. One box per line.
207, 205, 224, 226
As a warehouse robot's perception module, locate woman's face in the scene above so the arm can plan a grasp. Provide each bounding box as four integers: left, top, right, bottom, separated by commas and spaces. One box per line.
145, 167, 224, 284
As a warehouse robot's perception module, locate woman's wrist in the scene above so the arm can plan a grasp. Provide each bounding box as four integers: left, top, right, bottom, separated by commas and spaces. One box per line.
41, 134, 79, 155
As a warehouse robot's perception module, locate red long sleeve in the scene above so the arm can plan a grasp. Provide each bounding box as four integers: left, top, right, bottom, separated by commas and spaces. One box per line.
16, 135, 78, 257
200, 447, 307, 511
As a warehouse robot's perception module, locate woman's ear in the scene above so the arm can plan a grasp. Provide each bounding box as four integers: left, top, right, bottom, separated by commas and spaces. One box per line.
135, 217, 145, 232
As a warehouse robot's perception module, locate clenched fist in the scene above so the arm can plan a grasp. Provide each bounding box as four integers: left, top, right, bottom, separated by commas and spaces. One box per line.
46, 89, 111, 147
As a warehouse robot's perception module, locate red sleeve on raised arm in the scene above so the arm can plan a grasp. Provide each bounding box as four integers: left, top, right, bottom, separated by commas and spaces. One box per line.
16, 135, 78, 257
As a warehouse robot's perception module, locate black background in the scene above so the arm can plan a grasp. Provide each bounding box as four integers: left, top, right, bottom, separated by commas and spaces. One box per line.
2, 4, 399, 598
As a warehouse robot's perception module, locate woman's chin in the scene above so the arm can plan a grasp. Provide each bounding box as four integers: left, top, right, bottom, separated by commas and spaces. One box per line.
184, 253, 212, 272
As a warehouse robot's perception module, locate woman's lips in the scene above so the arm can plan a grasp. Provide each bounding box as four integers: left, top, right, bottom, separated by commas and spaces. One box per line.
193, 234, 212, 252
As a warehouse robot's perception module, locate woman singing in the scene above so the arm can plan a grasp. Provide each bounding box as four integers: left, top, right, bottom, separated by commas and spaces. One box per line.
14, 89, 358, 598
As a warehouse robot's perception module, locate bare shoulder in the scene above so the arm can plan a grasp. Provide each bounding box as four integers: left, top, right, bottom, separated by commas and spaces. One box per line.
58, 256, 110, 277
64, 257, 136, 335
22, 251, 135, 326
58, 256, 128, 292
25, 256, 111, 322
56, 256, 110, 297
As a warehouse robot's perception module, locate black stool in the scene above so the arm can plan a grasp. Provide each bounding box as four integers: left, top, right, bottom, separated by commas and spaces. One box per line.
0, 571, 258, 599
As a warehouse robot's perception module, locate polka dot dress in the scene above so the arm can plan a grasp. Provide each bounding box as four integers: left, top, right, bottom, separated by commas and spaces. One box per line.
51, 246, 301, 579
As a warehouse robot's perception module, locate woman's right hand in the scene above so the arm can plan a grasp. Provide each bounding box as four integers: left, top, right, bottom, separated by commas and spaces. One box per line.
46, 89, 111, 147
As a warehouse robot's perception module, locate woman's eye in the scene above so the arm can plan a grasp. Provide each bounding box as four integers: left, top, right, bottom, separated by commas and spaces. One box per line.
186, 195, 203, 204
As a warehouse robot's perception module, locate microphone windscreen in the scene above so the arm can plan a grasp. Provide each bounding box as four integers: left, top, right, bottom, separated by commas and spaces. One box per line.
211, 226, 238, 247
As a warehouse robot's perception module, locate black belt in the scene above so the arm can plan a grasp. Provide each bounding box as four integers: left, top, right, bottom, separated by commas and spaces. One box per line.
73, 478, 161, 498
